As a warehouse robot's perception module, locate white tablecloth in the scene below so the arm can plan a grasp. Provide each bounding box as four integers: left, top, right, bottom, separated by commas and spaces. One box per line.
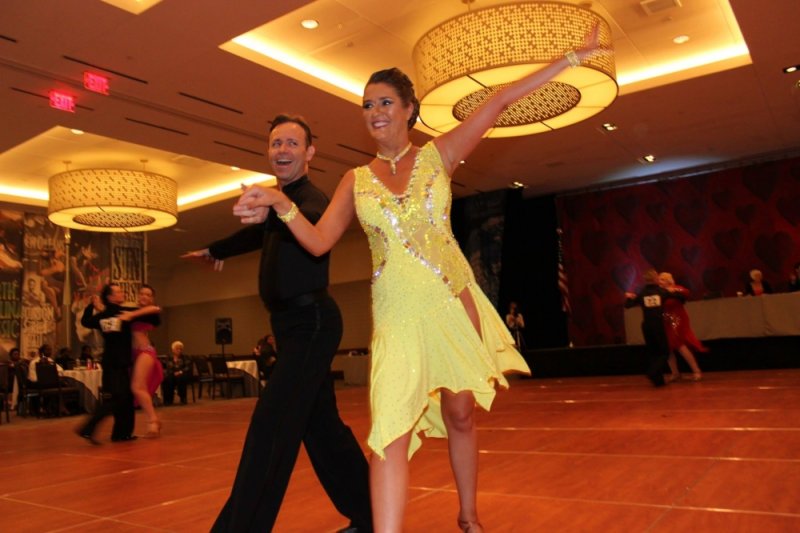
62, 368, 103, 412
227, 360, 259, 397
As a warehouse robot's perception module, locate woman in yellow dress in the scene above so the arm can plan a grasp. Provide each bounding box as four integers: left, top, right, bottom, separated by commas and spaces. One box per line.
235, 29, 602, 533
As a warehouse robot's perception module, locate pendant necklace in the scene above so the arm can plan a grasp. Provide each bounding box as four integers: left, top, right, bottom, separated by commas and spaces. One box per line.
376, 142, 412, 175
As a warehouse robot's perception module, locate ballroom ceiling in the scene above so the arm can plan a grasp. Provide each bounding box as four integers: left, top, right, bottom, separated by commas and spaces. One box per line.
1, 0, 798, 276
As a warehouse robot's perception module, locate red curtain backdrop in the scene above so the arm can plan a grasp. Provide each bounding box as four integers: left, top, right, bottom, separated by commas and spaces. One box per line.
556, 157, 800, 346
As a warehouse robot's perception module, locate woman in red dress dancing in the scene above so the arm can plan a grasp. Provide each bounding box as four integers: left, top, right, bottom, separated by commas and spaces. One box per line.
120, 284, 163, 437
658, 272, 706, 381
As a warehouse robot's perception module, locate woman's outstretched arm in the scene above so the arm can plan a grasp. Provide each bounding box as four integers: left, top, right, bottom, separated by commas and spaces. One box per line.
435, 25, 605, 174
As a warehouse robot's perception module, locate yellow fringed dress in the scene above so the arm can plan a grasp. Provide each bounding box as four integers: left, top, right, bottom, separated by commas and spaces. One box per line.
354, 141, 530, 459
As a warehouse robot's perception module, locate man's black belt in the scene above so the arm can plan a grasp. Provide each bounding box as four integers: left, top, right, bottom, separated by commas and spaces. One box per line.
269, 289, 329, 312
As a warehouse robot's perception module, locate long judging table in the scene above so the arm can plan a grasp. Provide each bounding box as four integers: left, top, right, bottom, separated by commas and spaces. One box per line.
624, 292, 800, 345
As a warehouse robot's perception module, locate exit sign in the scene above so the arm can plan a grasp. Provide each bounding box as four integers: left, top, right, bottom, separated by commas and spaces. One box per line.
83, 72, 110, 95
49, 90, 75, 112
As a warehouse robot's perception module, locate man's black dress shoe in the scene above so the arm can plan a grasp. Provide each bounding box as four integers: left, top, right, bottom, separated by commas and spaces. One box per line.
111, 435, 138, 442
76, 429, 101, 445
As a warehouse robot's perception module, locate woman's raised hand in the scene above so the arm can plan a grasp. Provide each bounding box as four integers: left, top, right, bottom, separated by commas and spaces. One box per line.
576, 22, 608, 62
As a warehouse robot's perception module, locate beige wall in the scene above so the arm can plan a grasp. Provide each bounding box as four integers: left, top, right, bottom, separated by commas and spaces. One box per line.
150, 229, 373, 355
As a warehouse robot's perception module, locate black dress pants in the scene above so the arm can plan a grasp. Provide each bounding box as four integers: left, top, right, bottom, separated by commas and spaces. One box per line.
642, 323, 669, 387
79, 365, 135, 439
212, 296, 372, 532
161, 374, 188, 405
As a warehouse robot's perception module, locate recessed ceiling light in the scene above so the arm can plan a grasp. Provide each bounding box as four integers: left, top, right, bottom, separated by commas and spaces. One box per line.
301, 19, 319, 30
230, 166, 240, 171
673, 35, 690, 45
509, 181, 527, 189
70, 128, 84, 135
641, 154, 656, 163
601, 123, 618, 131
459, 160, 466, 165
783, 65, 799, 73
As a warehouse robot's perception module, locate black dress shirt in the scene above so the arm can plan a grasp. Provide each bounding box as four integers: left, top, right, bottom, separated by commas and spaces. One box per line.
81, 303, 161, 369
625, 283, 685, 326
208, 176, 330, 310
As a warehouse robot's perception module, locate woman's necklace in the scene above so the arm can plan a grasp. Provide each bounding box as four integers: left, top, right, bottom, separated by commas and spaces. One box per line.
376, 142, 412, 175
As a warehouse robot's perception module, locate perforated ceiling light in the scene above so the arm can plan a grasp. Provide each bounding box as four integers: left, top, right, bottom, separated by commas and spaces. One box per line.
412, 2, 617, 138
48, 169, 178, 232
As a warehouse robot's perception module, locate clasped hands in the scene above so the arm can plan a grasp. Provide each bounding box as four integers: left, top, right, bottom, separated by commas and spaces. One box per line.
232, 184, 288, 225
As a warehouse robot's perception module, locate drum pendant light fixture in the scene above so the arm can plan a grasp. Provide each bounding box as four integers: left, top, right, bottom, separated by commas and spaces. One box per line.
412, 2, 617, 137
48, 167, 178, 232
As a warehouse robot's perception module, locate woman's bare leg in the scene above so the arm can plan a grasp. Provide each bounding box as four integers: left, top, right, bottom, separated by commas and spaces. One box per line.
131, 354, 158, 425
370, 432, 411, 533
441, 389, 482, 531
666, 353, 680, 380
677, 344, 702, 376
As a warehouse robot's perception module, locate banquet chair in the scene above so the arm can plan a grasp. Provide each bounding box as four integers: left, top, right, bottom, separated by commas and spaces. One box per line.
208, 354, 245, 399
193, 356, 213, 399
0, 364, 10, 424
15, 362, 39, 417
36, 362, 79, 417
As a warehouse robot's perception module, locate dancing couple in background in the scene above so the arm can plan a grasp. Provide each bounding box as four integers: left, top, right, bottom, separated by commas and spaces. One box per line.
77, 283, 163, 443
658, 272, 705, 382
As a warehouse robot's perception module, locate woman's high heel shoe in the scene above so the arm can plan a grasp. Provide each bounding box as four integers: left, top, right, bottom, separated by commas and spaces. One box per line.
458, 518, 484, 532
144, 420, 161, 438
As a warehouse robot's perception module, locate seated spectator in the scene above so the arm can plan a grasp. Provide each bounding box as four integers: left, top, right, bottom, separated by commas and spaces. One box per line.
55, 347, 74, 370
788, 263, 800, 292
254, 334, 277, 381
79, 344, 95, 366
27, 344, 65, 416
7, 347, 21, 368
28, 344, 62, 382
744, 269, 772, 296
162, 340, 191, 405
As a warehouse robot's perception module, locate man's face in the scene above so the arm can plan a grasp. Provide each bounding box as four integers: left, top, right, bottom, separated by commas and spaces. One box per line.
108, 285, 125, 304
268, 122, 315, 185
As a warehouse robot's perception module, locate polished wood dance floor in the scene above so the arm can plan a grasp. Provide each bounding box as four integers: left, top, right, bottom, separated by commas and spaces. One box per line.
2, 369, 800, 532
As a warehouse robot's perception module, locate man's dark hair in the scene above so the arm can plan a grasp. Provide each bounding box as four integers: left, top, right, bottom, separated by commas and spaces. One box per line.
269, 114, 313, 147
100, 283, 120, 306
366, 68, 421, 130
140, 283, 155, 296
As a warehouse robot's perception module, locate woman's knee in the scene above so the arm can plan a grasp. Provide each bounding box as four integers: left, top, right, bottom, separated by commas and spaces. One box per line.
442, 395, 475, 433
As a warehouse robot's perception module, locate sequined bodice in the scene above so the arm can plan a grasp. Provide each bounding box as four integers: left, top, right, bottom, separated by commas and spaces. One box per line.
354, 142, 471, 297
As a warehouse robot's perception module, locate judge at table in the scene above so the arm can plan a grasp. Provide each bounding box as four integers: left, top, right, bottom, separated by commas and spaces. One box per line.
744, 269, 772, 296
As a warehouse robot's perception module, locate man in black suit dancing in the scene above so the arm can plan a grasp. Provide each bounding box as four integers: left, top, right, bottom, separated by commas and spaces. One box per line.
186, 114, 371, 532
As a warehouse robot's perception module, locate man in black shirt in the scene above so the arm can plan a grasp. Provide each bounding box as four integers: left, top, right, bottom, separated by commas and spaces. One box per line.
625, 269, 685, 387
77, 283, 150, 442
186, 115, 371, 533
